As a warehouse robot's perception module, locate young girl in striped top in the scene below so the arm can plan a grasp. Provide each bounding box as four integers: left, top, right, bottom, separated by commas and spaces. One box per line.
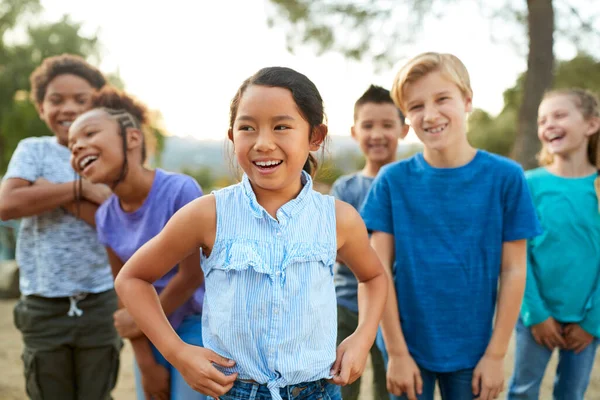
114, 66, 389, 400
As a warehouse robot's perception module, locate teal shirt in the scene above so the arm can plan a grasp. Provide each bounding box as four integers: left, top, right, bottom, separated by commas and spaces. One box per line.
523, 167, 600, 337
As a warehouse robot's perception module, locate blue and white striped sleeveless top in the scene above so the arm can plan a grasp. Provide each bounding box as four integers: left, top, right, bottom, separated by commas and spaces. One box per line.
201, 171, 337, 400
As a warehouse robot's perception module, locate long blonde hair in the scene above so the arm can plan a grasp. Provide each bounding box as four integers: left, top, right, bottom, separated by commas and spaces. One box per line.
537, 88, 600, 210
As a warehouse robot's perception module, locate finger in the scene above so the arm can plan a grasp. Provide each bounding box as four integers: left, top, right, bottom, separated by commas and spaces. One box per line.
207, 351, 236, 369
575, 341, 587, 354
542, 336, 554, 351
207, 368, 238, 387
552, 331, 566, 348
330, 348, 343, 377
563, 324, 573, 335
406, 378, 417, 400
415, 371, 423, 395
479, 384, 490, 400
333, 360, 351, 386
195, 379, 232, 398
532, 332, 543, 347
472, 370, 481, 395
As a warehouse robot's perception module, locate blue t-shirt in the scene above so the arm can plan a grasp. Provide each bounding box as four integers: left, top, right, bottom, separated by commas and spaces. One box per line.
330, 173, 375, 313
361, 150, 541, 372
96, 168, 205, 330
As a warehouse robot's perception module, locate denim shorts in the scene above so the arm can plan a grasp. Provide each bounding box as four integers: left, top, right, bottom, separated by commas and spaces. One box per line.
214, 379, 341, 400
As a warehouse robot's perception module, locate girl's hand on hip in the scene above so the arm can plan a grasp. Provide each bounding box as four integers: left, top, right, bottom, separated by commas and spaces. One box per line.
531, 317, 566, 350
564, 324, 594, 354
172, 344, 237, 397
330, 332, 370, 386
386, 353, 422, 400
472, 354, 504, 400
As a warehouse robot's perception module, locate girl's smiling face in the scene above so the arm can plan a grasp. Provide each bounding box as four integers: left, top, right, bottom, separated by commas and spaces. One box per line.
230, 85, 325, 194
68, 109, 125, 184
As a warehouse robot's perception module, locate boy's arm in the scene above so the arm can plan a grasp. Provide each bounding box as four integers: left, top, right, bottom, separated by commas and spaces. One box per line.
0, 178, 76, 220
371, 231, 423, 400
472, 239, 527, 399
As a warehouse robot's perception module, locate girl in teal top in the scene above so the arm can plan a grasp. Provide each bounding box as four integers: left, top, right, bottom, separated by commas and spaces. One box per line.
508, 88, 600, 400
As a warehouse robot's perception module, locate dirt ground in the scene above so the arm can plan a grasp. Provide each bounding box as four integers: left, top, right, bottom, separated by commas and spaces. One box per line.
0, 299, 599, 400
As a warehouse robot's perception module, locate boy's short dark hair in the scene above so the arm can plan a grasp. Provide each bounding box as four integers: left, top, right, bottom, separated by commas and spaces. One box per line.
354, 84, 405, 124
29, 54, 106, 106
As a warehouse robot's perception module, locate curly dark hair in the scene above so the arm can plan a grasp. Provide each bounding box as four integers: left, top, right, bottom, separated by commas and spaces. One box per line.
29, 54, 106, 106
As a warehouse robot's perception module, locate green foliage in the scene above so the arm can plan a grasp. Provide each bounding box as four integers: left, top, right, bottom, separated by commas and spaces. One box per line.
181, 166, 236, 192
467, 53, 600, 156
314, 157, 345, 186
0, 2, 168, 173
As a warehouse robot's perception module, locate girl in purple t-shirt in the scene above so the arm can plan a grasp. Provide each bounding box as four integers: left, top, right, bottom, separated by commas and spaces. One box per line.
67, 86, 206, 400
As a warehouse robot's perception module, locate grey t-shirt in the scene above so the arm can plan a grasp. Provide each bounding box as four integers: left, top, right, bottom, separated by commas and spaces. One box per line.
3, 136, 113, 297
330, 173, 374, 313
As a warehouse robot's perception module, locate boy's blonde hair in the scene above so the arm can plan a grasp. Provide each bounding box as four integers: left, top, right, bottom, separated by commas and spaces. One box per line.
391, 52, 473, 114
537, 88, 600, 210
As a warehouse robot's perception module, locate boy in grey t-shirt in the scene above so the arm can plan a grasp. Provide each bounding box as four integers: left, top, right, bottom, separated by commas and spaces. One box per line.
0, 55, 120, 400
331, 85, 408, 400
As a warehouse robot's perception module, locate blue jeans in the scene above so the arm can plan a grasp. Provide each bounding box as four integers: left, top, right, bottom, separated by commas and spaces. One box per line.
134, 313, 207, 400
507, 319, 599, 400
377, 333, 475, 400
213, 379, 341, 400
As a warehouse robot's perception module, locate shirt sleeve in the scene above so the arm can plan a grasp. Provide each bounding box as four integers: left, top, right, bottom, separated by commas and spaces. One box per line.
520, 243, 551, 327
360, 170, 394, 235
502, 167, 542, 242
580, 280, 600, 338
94, 202, 110, 247
329, 178, 349, 202
3, 140, 41, 182
174, 177, 203, 212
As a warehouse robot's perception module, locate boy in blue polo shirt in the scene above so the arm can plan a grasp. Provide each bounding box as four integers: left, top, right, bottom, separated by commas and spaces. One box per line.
332, 84, 408, 400
361, 52, 541, 400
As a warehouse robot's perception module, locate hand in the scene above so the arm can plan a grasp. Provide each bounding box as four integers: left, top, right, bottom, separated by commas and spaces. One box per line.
472, 354, 504, 400
531, 317, 566, 350
139, 361, 170, 400
171, 344, 237, 398
329, 332, 371, 386
564, 324, 594, 354
34, 177, 51, 185
113, 309, 143, 339
81, 179, 112, 204
386, 353, 422, 399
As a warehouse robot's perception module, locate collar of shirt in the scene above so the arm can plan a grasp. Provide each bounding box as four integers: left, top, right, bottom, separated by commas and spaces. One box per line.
241, 170, 313, 223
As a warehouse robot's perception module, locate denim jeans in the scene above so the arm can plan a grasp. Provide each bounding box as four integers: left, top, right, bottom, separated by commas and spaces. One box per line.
507, 318, 599, 400
134, 313, 207, 400
213, 379, 341, 400
377, 333, 476, 400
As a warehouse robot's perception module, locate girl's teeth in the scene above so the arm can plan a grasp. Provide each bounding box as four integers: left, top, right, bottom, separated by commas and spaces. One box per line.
255, 160, 281, 167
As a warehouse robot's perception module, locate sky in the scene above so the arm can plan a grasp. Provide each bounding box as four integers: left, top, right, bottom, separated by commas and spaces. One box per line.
37, 0, 582, 143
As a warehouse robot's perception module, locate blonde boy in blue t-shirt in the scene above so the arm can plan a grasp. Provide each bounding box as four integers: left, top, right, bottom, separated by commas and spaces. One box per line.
361, 53, 541, 400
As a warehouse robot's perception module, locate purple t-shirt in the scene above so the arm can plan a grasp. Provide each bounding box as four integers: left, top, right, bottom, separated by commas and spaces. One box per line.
96, 168, 204, 330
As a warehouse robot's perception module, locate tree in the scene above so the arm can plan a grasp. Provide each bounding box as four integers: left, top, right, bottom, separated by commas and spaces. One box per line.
0, 2, 167, 173
468, 53, 600, 157
267, 0, 599, 169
